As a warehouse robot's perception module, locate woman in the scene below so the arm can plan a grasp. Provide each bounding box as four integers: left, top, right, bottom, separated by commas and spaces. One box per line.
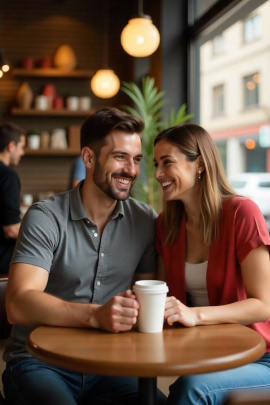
154, 123, 270, 404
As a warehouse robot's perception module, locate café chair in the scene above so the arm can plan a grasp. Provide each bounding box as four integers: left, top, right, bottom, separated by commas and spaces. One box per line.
224, 390, 270, 404
0, 275, 11, 404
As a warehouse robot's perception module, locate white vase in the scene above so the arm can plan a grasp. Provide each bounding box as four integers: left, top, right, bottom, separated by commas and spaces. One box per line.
27, 135, 40, 149
67, 96, 79, 111
79, 97, 91, 111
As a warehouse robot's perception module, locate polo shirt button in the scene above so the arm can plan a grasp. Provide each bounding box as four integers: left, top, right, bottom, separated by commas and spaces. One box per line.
94, 233, 98, 237
101, 253, 104, 257
97, 281, 101, 286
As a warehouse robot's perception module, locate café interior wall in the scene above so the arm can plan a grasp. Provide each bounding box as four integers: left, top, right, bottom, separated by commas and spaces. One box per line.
0, 0, 188, 201
0, 0, 141, 198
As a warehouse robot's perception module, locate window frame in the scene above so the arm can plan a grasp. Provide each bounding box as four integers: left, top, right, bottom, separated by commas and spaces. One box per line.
212, 84, 225, 116
243, 72, 260, 109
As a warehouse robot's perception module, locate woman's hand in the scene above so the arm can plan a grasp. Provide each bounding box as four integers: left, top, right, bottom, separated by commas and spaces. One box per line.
164, 296, 198, 327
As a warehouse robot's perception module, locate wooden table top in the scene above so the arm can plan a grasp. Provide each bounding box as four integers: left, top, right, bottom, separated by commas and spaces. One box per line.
26, 324, 266, 378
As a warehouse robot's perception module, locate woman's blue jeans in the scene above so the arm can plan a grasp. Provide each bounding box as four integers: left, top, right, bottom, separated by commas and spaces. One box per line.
168, 353, 270, 405
2, 357, 167, 404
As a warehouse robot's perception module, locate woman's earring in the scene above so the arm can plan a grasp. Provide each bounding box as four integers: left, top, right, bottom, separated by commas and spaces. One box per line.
198, 170, 201, 180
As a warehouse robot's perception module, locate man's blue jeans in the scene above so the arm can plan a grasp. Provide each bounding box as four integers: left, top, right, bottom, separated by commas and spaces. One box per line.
168, 353, 270, 405
2, 357, 167, 404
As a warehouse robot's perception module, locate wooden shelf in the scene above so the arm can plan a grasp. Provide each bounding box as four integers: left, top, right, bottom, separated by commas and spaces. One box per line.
25, 148, 80, 156
11, 108, 94, 117
12, 68, 94, 79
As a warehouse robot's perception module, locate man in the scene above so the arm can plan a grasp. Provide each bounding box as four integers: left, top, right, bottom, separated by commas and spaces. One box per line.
0, 122, 25, 275
3, 108, 166, 404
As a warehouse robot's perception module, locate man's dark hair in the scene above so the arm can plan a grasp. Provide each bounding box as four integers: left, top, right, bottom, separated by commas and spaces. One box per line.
80, 107, 144, 155
0, 122, 25, 152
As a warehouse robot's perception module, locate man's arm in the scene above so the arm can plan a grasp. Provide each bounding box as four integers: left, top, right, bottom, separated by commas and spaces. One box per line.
2, 222, 21, 239
6, 263, 139, 333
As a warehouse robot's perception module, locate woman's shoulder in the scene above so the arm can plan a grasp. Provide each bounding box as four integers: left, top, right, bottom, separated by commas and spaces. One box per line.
222, 195, 264, 221
223, 195, 260, 210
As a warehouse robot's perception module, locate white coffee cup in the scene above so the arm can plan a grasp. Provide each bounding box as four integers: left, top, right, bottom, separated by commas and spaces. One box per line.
133, 280, 168, 333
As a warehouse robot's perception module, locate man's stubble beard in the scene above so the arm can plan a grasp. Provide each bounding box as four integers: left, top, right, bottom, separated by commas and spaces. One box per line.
93, 161, 137, 201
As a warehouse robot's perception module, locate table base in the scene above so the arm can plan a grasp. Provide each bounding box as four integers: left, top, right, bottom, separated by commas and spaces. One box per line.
139, 377, 157, 405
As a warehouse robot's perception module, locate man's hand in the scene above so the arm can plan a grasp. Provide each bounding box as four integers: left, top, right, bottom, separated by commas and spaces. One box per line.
90, 290, 139, 333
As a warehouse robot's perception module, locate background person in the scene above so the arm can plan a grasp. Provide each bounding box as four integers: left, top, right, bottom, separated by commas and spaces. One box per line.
0, 122, 25, 275
154, 123, 270, 405
3, 108, 166, 405
69, 155, 86, 189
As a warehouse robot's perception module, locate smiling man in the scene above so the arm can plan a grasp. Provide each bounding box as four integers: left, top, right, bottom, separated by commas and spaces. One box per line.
3, 108, 166, 405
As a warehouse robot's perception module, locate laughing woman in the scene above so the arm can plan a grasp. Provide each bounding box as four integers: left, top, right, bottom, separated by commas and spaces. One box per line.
154, 124, 270, 405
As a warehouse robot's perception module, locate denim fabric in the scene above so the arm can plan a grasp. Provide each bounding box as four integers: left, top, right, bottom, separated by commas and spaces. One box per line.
168, 353, 270, 405
2, 358, 167, 405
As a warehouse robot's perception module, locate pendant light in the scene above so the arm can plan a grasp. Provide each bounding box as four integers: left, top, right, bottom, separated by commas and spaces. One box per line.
120, 0, 160, 57
90, 1, 120, 98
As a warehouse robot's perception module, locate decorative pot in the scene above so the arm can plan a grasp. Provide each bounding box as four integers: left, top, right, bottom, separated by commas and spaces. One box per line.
53, 44, 77, 70
53, 97, 64, 110
50, 128, 68, 149
17, 82, 33, 109
66, 96, 79, 111
22, 57, 34, 69
35, 95, 49, 110
39, 57, 52, 68
42, 84, 56, 109
79, 97, 91, 111
27, 134, 40, 149
40, 131, 51, 149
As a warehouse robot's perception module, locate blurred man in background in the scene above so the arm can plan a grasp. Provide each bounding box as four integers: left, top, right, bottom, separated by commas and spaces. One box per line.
0, 122, 25, 275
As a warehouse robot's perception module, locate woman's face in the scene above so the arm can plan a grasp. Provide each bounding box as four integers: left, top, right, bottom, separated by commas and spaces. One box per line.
154, 139, 199, 202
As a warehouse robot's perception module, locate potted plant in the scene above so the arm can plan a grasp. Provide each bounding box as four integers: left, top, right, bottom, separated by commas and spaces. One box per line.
121, 76, 193, 212
26, 128, 41, 149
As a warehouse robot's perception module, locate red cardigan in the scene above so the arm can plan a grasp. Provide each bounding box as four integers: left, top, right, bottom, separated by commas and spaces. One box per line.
156, 196, 270, 351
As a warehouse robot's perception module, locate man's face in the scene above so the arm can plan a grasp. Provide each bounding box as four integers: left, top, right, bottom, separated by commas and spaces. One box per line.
93, 130, 142, 201
10, 135, 26, 166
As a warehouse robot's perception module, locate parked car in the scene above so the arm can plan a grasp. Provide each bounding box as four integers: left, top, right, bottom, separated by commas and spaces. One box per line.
229, 172, 270, 230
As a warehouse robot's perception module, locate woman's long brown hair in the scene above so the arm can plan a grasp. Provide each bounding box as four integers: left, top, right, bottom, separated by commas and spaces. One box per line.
154, 124, 236, 245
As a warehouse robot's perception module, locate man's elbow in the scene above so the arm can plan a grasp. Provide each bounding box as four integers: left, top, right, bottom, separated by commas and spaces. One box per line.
6, 297, 23, 325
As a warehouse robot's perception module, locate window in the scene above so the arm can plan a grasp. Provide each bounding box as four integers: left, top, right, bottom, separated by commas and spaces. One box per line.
213, 34, 225, 55
258, 182, 270, 188
193, 1, 270, 177
244, 15, 261, 43
243, 73, 260, 108
213, 84, 224, 116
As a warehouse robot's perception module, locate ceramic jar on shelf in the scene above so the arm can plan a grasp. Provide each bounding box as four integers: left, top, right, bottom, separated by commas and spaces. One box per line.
17, 82, 33, 109
42, 84, 56, 109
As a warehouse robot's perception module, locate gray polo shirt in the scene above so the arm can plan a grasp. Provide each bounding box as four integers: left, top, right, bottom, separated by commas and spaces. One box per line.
3, 183, 157, 362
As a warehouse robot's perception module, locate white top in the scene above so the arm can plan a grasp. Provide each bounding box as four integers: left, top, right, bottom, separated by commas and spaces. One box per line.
185, 261, 209, 307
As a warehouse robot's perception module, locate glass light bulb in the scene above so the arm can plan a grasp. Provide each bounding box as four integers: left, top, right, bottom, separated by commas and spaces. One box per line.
2, 64, 10, 72
90, 69, 120, 99
121, 17, 160, 57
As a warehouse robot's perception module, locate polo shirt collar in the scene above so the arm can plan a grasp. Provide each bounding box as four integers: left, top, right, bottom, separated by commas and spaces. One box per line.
69, 181, 125, 221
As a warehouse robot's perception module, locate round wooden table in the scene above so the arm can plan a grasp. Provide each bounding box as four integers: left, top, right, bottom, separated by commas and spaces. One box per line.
26, 324, 266, 405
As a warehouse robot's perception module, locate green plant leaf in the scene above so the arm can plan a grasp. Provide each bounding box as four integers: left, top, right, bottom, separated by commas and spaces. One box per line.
121, 75, 193, 212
